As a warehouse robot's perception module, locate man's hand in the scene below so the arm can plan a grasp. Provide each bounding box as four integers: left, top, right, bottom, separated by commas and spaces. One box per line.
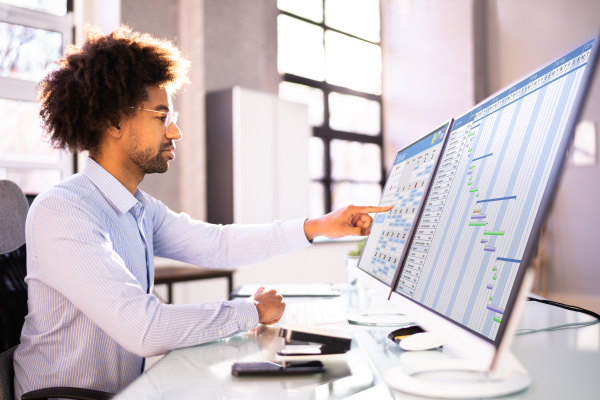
249, 287, 286, 325
303, 205, 393, 240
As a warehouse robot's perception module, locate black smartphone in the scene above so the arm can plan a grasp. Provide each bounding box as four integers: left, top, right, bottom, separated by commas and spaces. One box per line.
231, 361, 325, 376
387, 324, 425, 345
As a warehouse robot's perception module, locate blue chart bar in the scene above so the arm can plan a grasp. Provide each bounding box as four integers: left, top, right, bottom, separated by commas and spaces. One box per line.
487, 304, 505, 315
484, 247, 496, 252
472, 153, 493, 162
481, 239, 488, 244
497, 257, 522, 263
476, 196, 517, 204
471, 215, 487, 219
486, 284, 493, 289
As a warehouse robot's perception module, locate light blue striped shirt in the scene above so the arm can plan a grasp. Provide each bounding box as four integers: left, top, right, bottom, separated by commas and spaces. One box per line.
14, 158, 311, 397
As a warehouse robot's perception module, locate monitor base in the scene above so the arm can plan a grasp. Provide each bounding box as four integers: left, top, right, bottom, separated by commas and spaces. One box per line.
383, 355, 530, 398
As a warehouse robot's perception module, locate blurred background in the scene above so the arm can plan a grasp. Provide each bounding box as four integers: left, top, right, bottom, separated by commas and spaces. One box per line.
1, 0, 599, 314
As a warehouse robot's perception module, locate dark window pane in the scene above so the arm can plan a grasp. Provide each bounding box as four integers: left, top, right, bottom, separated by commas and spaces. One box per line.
277, 0, 323, 23
0, 21, 62, 81
325, 0, 380, 42
325, 30, 381, 94
278, 15, 324, 81
329, 91, 380, 135
330, 139, 381, 182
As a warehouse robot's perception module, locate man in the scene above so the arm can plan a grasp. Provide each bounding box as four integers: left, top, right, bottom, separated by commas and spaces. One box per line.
14, 26, 391, 397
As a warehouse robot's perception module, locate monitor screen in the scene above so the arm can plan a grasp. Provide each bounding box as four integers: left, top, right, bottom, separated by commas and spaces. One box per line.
357, 122, 451, 286
393, 38, 595, 342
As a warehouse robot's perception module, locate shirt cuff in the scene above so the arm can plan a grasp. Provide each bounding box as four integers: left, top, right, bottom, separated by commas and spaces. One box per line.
284, 218, 313, 250
230, 299, 259, 331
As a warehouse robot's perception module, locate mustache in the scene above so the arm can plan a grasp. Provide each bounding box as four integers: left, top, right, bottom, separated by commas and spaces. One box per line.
160, 141, 175, 151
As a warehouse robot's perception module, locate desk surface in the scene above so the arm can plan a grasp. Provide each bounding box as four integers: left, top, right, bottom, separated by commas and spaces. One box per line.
114, 286, 600, 399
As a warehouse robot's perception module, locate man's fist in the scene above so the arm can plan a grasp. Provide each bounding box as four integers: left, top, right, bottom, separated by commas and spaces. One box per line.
249, 287, 286, 325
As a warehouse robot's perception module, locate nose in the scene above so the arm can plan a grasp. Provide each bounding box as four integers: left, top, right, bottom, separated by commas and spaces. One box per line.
166, 121, 182, 141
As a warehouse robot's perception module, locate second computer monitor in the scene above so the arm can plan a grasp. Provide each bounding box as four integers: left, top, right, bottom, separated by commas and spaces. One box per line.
356, 120, 452, 295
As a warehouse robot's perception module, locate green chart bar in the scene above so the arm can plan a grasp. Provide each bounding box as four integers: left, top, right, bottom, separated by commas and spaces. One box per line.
494, 317, 502, 323
483, 231, 505, 236
469, 132, 475, 137
468, 148, 473, 152
469, 166, 474, 169
470, 189, 478, 193
468, 182, 472, 185
469, 222, 487, 226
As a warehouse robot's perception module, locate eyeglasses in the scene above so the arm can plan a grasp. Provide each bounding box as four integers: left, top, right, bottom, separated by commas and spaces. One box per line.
129, 107, 178, 130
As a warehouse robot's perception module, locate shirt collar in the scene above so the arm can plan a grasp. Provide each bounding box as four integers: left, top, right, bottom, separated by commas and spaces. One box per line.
82, 157, 149, 215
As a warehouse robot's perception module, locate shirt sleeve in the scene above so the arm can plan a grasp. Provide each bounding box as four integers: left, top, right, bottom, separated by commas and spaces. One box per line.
31, 195, 259, 358
151, 197, 312, 268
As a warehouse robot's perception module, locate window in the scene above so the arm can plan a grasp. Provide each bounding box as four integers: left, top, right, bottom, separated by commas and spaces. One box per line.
277, 0, 383, 216
0, 1, 73, 195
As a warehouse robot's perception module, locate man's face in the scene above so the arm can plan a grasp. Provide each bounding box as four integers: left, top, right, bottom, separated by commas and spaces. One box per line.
125, 86, 181, 174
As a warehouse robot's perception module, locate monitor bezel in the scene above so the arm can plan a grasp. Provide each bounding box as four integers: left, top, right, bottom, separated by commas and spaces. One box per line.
354, 119, 454, 294
389, 33, 600, 357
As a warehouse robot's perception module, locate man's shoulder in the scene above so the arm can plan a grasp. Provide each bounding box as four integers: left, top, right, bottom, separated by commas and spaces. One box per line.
29, 173, 101, 219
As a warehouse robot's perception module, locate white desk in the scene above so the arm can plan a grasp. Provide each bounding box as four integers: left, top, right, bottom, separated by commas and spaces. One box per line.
113, 286, 600, 399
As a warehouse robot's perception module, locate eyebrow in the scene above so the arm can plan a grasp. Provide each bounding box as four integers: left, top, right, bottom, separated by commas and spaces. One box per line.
152, 104, 171, 112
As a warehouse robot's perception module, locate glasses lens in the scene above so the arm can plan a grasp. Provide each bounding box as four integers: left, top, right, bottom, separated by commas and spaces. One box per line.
164, 112, 172, 129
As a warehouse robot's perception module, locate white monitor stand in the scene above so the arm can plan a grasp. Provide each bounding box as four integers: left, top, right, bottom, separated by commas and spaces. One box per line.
383, 268, 534, 398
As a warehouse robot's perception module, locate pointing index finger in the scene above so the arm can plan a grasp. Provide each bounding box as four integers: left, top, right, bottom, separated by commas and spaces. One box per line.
353, 205, 393, 214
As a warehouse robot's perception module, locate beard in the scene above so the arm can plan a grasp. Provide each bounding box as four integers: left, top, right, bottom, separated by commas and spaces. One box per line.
126, 127, 172, 174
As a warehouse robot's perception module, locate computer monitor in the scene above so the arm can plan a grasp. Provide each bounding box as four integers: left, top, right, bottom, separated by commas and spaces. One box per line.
389, 35, 599, 378
356, 120, 453, 296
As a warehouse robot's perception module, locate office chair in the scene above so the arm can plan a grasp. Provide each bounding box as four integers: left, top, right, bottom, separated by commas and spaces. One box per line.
0, 180, 113, 400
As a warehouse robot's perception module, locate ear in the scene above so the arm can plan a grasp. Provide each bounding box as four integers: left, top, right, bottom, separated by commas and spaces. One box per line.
106, 120, 122, 139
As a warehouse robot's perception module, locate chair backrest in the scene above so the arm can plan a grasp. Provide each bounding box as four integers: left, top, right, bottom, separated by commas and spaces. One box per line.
0, 345, 17, 400
0, 180, 29, 353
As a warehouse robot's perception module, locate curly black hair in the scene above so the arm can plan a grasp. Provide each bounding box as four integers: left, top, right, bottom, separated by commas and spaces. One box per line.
37, 25, 190, 154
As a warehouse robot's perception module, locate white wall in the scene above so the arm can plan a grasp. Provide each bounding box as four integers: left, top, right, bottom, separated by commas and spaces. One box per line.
381, 0, 478, 170
74, 0, 121, 42
204, 0, 279, 94
118, 0, 207, 220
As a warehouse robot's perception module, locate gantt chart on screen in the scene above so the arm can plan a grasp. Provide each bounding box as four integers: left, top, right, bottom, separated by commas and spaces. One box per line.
395, 40, 594, 340
358, 123, 449, 286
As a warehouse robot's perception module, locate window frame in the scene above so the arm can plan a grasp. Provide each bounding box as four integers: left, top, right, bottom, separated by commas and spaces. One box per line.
278, 5, 385, 214
0, 2, 75, 194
